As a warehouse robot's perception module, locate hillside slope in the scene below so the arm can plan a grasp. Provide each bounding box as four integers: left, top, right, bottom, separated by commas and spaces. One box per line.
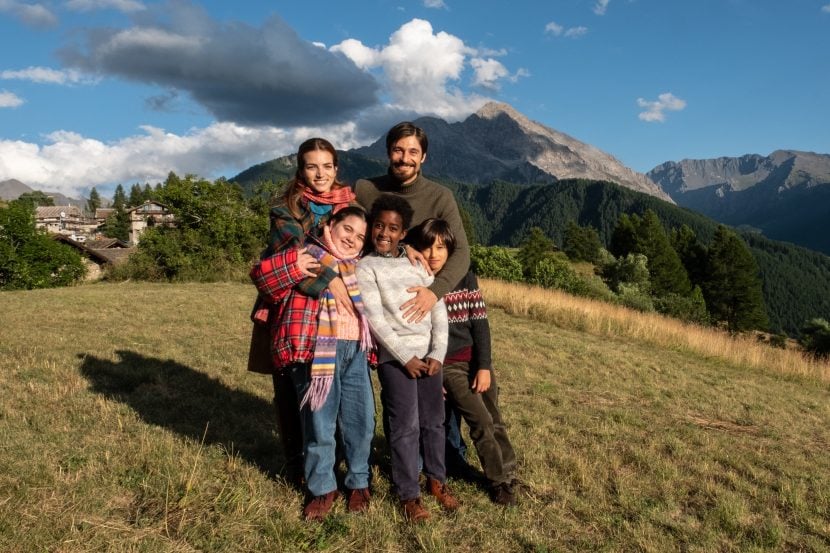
1, 283, 828, 552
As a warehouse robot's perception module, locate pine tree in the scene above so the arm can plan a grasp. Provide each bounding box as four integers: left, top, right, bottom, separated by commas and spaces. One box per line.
703, 226, 768, 332
128, 183, 143, 208
635, 210, 691, 297
563, 221, 603, 263
671, 224, 708, 286
103, 184, 130, 242
609, 213, 640, 258
86, 187, 101, 215
518, 227, 555, 278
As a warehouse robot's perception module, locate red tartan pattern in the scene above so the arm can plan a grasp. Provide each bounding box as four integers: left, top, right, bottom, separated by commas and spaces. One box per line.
250, 247, 321, 368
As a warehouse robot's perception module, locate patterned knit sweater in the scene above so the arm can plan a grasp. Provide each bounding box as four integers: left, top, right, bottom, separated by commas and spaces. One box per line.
356, 253, 448, 366
444, 271, 492, 371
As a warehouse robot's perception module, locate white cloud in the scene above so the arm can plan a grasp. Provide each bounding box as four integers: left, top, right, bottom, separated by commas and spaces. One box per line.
0, 66, 90, 85
565, 26, 588, 38
0, 122, 366, 195
0, 0, 57, 27
545, 21, 588, 38
65, 0, 145, 12
593, 0, 610, 15
331, 18, 509, 120
423, 0, 447, 8
0, 90, 24, 108
637, 92, 686, 123
470, 58, 508, 90
822, 4, 830, 13
545, 21, 563, 35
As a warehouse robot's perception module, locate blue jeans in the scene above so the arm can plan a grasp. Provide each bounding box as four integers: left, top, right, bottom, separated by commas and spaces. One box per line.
444, 400, 469, 470
291, 340, 375, 496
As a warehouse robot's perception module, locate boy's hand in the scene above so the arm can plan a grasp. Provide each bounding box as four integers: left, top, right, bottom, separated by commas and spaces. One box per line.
404, 357, 428, 379
295, 247, 321, 277
471, 369, 491, 393
401, 287, 438, 323
425, 357, 442, 376
404, 244, 432, 275
328, 276, 356, 317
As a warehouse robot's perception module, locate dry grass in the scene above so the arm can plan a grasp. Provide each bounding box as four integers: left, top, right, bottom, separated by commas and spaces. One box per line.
1, 281, 829, 552
481, 277, 830, 382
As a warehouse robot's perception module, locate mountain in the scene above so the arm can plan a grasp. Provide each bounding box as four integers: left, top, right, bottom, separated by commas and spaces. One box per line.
353, 102, 672, 201
0, 179, 33, 200
648, 150, 830, 254
232, 102, 671, 203
0, 178, 87, 207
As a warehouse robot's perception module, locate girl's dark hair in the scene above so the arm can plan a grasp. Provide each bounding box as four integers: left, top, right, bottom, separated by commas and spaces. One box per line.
408, 218, 456, 255
369, 194, 414, 229
282, 137, 346, 219
330, 205, 367, 225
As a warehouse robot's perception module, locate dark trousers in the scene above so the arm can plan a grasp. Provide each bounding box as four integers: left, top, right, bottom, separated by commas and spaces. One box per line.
442, 361, 516, 485
272, 366, 305, 471
378, 360, 446, 501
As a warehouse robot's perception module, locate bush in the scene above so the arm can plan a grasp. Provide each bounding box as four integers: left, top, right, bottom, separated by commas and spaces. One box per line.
653, 286, 709, 325
601, 252, 651, 294
616, 283, 655, 312
470, 245, 523, 282
799, 318, 830, 359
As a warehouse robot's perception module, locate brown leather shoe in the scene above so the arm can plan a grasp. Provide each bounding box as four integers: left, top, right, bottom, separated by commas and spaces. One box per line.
303, 490, 339, 521
426, 478, 460, 512
347, 487, 371, 513
400, 497, 430, 523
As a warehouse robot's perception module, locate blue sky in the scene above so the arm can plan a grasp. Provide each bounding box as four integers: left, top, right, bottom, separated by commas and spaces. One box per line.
0, 0, 828, 197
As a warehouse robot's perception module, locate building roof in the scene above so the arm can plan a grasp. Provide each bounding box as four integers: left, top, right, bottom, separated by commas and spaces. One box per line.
36, 205, 83, 219
53, 235, 135, 265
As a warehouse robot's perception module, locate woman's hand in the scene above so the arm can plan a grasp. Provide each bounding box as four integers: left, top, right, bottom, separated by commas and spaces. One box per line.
295, 247, 321, 277
328, 276, 356, 317
471, 369, 491, 393
400, 287, 438, 323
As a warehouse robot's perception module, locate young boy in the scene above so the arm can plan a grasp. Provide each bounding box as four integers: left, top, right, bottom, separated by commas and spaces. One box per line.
355, 194, 459, 522
409, 218, 519, 506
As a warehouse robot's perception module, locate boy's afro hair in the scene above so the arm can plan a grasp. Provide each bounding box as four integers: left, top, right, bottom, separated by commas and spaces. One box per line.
369, 194, 414, 229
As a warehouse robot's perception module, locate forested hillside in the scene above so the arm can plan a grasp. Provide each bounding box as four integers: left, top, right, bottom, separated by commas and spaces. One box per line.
443, 178, 830, 335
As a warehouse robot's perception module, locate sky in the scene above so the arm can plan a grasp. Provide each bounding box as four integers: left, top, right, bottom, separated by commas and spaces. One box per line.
0, 0, 828, 198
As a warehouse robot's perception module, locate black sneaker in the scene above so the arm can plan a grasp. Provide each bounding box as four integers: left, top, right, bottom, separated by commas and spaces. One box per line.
491, 482, 517, 506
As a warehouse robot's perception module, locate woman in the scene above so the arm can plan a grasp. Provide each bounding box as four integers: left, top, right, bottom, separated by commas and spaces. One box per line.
247, 138, 356, 483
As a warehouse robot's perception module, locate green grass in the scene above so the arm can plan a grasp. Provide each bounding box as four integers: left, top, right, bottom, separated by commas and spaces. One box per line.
1, 282, 829, 552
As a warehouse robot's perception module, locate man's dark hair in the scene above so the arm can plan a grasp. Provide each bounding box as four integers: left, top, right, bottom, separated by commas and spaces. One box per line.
385, 122, 428, 156
369, 194, 414, 229
408, 218, 456, 256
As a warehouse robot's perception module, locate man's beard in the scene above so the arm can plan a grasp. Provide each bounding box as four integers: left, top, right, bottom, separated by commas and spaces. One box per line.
391, 162, 417, 181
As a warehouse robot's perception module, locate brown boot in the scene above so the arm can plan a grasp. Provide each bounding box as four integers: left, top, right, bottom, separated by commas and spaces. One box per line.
303, 490, 339, 521
400, 497, 430, 523
426, 478, 460, 512
347, 488, 371, 513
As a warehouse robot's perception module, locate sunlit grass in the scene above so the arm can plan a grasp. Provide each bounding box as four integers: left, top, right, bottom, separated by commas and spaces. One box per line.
1, 281, 828, 551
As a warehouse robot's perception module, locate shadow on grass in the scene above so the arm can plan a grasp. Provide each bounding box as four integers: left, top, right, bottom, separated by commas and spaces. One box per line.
77, 349, 286, 481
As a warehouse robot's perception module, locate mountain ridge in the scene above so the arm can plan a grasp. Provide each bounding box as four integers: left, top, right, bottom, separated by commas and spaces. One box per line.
648, 150, 830, 254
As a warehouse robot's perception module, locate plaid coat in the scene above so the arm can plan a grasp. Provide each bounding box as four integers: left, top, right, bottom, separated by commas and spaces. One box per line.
250, 246, 323, 369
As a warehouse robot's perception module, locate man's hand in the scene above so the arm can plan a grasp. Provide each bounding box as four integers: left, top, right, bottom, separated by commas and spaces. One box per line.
400, 286, 438, 323
328, 276, 356, 317
471, 369, 491, 393
404, 356, 429, 379
425, 357, 442, 376
404, 244, 432, 275
295, 247, 321, 278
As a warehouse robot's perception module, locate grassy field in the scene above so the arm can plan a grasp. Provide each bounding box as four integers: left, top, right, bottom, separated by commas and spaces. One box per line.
1, 281, 829, 552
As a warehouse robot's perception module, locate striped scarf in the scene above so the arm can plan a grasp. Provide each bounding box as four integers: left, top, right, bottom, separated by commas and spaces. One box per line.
300, 228, 373, 411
